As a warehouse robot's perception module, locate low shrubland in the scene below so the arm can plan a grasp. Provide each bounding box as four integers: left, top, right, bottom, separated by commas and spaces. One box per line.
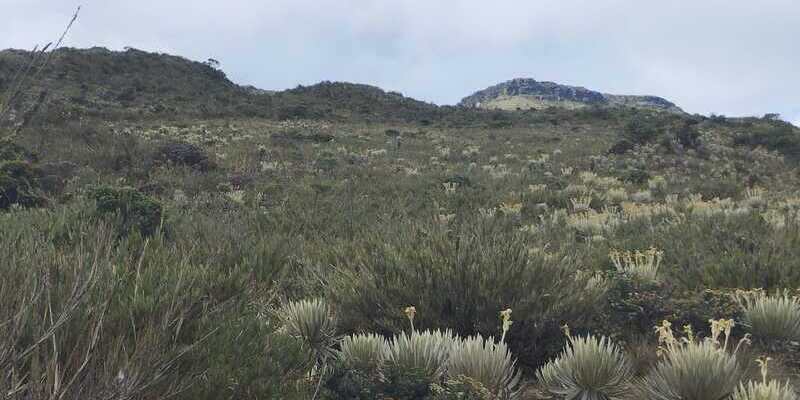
3, 72, 800, 397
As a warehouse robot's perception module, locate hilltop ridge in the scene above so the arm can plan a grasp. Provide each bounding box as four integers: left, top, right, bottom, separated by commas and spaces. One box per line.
459, 78, 683, 113
0, 47, 442, 123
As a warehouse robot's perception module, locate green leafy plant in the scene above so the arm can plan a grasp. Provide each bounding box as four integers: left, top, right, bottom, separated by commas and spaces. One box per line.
88, 185, 163, 235
0, 160, 45, 209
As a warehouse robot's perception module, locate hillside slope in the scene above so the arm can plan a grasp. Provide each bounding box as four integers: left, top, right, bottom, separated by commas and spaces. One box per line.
5, 46, 800, 400
0, 47, 439, 123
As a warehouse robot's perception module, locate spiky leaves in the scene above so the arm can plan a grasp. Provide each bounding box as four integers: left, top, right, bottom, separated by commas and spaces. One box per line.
537, 335, 633, 400
735, 290, 800, 342
638, 340, 741, 400
447, 336, 522, 400
733, 380, 797, 400
279, 298, 338, 363
384, 329, 454, 381
338, 333, 388, 373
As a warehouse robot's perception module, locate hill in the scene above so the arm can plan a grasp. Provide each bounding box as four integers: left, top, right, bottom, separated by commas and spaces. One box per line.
0, 47, 442, 123
460, 77, 683, 113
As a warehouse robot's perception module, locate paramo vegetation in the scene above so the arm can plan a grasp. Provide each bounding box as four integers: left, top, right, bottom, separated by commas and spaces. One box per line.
3, 47, 800, 399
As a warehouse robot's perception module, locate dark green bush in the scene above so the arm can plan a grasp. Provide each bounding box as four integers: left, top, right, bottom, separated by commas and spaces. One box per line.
734, 121, 800, 160
157, 141, 213, 171
326, 219, 605, 368
0, 160, 46, 209
623, 168, 651, 184
674, 121, 702, 149
600, 275, 742, 339
0, 136, 37, 161
88, 185, 163, 235
623, 114, 662, 144
608, 138, 634, 155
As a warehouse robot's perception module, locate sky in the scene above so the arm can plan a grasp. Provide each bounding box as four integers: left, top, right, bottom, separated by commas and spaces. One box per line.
2, 0, 798, 125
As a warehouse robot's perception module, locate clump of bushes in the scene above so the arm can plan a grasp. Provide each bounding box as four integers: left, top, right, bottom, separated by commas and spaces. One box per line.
88, 185, 163, 235
157, 141, 214, 171
0, 136, 36, 161
608, 138, 634, 155
623, 114, 663, 144
674, 120, 702, 149
0, 138, 46, 210
0, 160, 46, 209
734, 121, 800, 160
325, 220, 606, 367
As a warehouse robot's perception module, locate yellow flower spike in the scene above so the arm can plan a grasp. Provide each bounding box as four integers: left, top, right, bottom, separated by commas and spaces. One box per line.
560, 323, 571, 340
682, 324, 695, 344
756, 356, 773, 383
654, 320, 678, 354
404, 306, 417, 332
500, 308, 513, 343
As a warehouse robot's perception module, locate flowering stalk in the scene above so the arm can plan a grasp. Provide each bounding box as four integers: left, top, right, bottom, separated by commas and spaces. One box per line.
404, 306, 416, 332
500, 308, 513, 343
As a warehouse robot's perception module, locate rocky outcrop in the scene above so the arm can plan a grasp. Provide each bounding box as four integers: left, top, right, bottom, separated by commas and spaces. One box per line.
459, 78, 683, 113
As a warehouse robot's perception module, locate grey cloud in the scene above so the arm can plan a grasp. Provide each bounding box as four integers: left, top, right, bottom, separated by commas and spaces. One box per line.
1, 0, 797, 119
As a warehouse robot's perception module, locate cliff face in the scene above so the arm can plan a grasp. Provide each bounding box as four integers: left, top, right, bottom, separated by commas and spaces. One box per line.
459, 78, 683, 113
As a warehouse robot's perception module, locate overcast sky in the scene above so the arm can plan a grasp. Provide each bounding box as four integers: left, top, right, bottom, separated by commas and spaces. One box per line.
2, 0, 798, 125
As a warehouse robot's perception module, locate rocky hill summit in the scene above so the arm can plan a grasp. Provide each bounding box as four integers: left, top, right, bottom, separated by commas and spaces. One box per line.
459, 78, 683, 113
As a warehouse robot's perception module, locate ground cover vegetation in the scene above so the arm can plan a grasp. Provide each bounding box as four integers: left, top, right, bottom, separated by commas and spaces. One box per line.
3, 47, 800, 399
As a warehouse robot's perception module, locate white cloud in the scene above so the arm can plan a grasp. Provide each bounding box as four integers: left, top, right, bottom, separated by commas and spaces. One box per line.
1, 0, 798, 118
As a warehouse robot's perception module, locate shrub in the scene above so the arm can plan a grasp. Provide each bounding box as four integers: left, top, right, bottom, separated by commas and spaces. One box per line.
608, 138, 634, 155
327, 220, 606, 367
638, 340, 741, 400
88, 185, 163, 235
0, 136, 36, 161
674, 121, 702, 149
187, 313, 309, 400
537, 334, 633, 400
157, 141, 213, 171
624, 114, 662, 144
734, 290, 800, 342
446, 336, 522, 400
432, 375, 496, 400
623, 168, 651, 184
0, 160, 46, 209
734, 121, 800, 160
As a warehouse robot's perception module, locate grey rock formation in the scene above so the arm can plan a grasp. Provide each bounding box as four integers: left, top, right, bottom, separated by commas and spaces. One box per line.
460, 78, 683, 113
